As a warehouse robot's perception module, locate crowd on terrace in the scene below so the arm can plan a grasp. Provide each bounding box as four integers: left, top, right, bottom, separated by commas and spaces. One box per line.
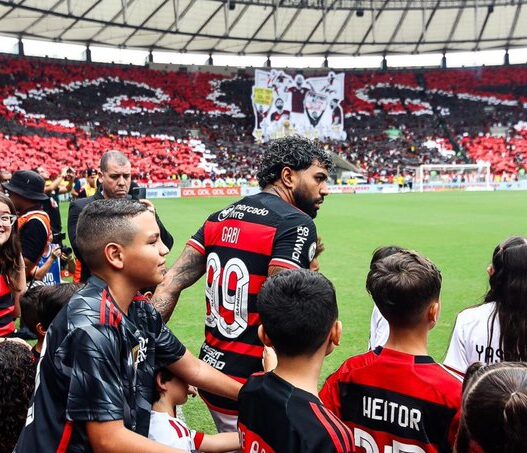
1, 54, 527, 183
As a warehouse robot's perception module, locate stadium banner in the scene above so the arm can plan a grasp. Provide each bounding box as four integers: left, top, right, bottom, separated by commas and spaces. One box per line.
252, 69, 346, 142
145, 187, 181, 199
181, 187, 241, 198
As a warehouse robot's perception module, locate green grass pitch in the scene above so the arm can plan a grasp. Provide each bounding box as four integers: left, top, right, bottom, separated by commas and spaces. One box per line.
62, 190, 527, 431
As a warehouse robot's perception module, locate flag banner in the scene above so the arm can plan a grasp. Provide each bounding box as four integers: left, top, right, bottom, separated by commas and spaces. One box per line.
252, 70, 346, 142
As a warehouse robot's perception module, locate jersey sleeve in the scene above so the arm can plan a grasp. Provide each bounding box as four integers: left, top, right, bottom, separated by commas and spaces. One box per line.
151, 306, 187, 368
443, 314, 469, 375
65, 326, 125, 422
319, 373, 342, 419
191, 431, 205, 450
187, 224, 205, 255
270, 214, 317, 270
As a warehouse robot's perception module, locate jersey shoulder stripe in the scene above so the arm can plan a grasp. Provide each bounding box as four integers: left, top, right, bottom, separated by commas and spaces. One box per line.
269, 257, 301, 270
99, 289, 123, 328
438, 363, 464, 382
187, 238, 205, 255
309, 402, 348, 453
321, 405, 354, 453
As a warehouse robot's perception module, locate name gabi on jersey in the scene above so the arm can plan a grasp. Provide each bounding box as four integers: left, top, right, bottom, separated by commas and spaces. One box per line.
222, 226, 240, 244
292, 226, 310, 263
363, 396, 422, 431
218, 204, 269, 222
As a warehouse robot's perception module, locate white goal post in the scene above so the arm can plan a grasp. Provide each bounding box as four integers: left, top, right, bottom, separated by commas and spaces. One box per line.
417, 163, 492, 192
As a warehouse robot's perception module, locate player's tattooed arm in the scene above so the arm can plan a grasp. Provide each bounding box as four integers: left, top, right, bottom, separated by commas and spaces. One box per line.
153, 245, 206, 323
268, 265, 289, 277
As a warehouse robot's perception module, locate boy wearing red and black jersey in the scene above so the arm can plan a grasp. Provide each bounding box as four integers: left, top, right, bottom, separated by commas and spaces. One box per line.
16, 200, 241, 453
238, 270, 354, 453
153, 136, 332, 432
320, 251, 462, 453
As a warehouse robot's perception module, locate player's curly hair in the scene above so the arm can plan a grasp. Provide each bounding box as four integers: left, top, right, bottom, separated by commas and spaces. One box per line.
0, 341, 36, 453
256, 136, 333, 189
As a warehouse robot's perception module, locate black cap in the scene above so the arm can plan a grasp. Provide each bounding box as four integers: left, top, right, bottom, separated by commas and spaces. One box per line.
2, 170, 48, 201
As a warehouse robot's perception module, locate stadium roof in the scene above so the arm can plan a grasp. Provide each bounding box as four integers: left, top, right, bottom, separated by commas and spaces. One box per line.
0, 0, 526, 57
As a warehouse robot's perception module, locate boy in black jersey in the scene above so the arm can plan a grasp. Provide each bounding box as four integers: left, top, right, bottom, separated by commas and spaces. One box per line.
16, 200, 242, 453
238, 270, 354, 453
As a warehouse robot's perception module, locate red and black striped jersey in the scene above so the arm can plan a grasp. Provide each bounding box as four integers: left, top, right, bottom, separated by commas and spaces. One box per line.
320, 347, 462, 453
0, 275, 14, 337
188, 192, 317, 413
238, 372, 354, 453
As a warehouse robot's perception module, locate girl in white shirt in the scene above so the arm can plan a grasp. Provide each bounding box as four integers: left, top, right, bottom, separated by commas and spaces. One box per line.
444, 236, 527, 375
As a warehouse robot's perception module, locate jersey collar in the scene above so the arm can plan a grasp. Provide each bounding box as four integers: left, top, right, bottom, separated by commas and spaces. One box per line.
373, 346, 435, 364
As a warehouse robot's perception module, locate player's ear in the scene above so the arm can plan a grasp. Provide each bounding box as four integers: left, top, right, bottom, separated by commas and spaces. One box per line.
104, 243, 125, 270
325, 320, 342, 356
258, 325, 273, 347
155, 372, 167, 393
487, 264, 494, 277
36, 322, 46, 338
428, 300, 440, 329
280, 166, 296, 190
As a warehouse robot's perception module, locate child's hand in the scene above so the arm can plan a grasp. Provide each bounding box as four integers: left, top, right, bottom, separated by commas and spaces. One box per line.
187, 385, 198, 398
262, 346, 278, 372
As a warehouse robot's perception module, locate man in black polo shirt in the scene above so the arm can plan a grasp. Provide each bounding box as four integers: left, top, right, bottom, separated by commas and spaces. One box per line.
68, 151, 173, 282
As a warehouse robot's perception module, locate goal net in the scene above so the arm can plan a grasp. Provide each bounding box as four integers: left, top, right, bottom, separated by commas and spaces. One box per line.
417, 163, 492, 192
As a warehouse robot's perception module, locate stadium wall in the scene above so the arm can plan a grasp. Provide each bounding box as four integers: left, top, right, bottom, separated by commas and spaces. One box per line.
141, 181, 527, 199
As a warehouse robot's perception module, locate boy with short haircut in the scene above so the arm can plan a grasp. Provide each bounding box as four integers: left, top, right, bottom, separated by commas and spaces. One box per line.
16, 200, 241, 453
320, 251, 462, 453
237, 270, 354, 453
20, 283, 82, 361
150, 368, 240, 452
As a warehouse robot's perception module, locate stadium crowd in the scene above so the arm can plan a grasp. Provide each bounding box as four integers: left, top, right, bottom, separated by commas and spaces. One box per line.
1, 54, 527, 185
0, 137, 526, 453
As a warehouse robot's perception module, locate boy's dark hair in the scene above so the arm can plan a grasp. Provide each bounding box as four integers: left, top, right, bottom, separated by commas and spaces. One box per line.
456, 362, 527, 453
76, 199, 148, 272
257, 269, 338, 357
20, 285, 45, 335
370, 246, 405, 269
0, 341, 36, 452
21, 283, 83, 335
366, 251, 441, 328
256, 136, 333, 189
153, 367, 175, 402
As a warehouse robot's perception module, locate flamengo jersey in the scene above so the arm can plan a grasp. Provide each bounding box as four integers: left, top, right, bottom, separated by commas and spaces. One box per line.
16, 276, 186, 453
148, 411, 204, 451
320, 347, 462, 453
238, 372, 354, 453
0, 275, 14, 336
444, 302, 502, 375
188, 192, 317, 413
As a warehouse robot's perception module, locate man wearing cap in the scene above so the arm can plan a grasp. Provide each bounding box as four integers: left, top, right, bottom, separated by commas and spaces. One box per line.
76, 168, 98, 199
68, 150, 173, 282
2, 171, 52, 279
